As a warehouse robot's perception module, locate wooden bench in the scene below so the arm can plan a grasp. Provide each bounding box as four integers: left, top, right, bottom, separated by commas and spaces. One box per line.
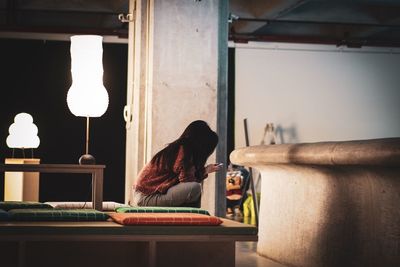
0, 219, 257, 267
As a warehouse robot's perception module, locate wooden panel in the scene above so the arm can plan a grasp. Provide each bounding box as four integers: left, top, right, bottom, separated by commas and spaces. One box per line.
0, 219, 257, 239
156, 241, 235, 267
25, 241, 148, 267
0, 241, 19, 267
0, 240, 239, 267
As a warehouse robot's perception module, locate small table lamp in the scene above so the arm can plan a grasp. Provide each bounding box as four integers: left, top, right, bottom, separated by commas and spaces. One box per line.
5, 112, 41, 201
6, 112, 40, 154
67, 35, 109, 165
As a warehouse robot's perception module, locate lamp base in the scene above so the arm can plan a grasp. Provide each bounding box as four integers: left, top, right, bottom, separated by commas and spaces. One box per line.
79, 154, 96, 165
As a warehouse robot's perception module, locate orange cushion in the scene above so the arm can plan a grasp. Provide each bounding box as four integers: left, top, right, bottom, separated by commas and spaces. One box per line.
109, 212, 223, 226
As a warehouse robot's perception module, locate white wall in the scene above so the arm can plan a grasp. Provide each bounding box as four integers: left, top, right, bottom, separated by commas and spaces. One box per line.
234, 42, 400, 148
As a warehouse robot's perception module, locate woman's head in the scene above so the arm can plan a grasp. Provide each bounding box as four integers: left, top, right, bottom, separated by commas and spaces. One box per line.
151, 120, 218, 175
179, 120, 218, 163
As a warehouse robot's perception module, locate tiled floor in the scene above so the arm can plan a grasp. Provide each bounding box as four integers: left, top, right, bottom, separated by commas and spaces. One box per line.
236, 242, 286, 267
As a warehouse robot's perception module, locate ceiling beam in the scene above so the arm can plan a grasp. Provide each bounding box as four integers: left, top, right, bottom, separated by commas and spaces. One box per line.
234, 17, 400, 29
0, 25, 128, 38
229, 0, 309, 34
229, 33, 400, 48
2, 8, 121, 16
271, 0, 309, 19
349, 17, 400, 39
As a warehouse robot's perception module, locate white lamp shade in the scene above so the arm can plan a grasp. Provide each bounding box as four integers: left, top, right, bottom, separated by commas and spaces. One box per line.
67, 35, 109, 117
6, 113, 40, 149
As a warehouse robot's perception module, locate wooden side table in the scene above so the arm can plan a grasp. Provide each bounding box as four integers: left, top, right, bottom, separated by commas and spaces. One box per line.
0, 164, 105, 211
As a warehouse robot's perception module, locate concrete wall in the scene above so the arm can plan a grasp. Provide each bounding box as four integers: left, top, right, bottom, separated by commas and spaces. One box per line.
234, 42, 400, 148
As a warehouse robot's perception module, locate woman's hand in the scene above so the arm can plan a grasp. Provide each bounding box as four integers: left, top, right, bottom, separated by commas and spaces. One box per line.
205, 163, 223, 174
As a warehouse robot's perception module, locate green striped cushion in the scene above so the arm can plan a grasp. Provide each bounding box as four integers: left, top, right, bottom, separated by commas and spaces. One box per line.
0, 201, 53, 211
116, 206, 210, 215
9, 209, 109, 221
0, 209, 9, 221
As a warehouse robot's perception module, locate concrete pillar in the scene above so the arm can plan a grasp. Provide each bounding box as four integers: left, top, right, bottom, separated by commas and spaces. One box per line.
125, 0, 227, 215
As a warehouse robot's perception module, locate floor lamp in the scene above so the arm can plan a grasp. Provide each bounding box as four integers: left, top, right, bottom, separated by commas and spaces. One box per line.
67, 35, 109, 165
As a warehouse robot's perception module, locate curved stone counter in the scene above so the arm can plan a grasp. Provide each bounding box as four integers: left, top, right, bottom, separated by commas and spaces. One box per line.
230, 138, 400, 267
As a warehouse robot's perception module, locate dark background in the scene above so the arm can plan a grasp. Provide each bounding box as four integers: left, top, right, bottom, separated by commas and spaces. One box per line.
0, 38, 128, 203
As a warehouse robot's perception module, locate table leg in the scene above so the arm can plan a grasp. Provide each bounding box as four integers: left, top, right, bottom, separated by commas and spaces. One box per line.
92, 170, 104, 211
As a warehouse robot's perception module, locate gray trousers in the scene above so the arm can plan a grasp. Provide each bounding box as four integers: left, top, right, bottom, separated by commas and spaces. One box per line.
132, 182, 202, 208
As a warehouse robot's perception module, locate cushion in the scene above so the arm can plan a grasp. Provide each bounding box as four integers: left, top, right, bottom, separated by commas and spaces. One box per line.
109, 212, 223, 226
0, 201, 53, 211
45, 201, 129, 211
116, 206, 210, 215
9, 209, 109, 221
0, 209, 9, 221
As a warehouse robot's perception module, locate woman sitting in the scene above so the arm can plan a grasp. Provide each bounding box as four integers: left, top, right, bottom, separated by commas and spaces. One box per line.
131, 120, 222, 208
